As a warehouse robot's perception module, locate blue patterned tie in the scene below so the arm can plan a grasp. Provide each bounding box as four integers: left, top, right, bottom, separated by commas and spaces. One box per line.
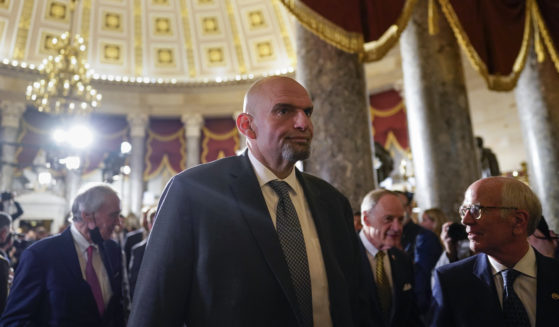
269, 180, 313, 327
502, 269, 530, 327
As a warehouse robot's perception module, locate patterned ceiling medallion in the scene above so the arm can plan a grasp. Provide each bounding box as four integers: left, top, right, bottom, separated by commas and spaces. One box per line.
248, 11, 265, 29
154, 17, 172, 35
102, 43, 122, 64
256, 41, 274, 60
46, 1, 67, 21
202, 17, 219, 35
104, 12, 122, 32
207, 47, 224, 65
40, 32, 60, 54
156, 48, 175, 66
152, 0, 169, 5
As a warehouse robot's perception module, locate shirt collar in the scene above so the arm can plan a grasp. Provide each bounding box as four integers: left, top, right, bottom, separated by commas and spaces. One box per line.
488, 245, 537, 278
248, 150, 299, 193
70, 223, 97, 253
359, 230, 381, 257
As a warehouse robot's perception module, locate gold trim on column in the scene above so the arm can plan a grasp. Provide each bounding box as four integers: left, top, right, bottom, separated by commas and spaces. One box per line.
532, 0, 559, 74
437, 0, 532, 91
80, 0, 91, 59
225, 0, 246, 74
271, 0, 296, 67
363, 0, 418, 62
279, 0, 364, 54
179, 0, 196, 77
134, 0, 143, 75
12, 0, 34, 60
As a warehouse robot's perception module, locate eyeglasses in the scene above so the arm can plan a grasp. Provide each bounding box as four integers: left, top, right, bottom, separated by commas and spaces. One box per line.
459, 203, 518, 219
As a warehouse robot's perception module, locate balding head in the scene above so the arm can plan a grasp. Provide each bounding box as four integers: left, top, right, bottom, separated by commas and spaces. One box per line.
237, 76, 314, 178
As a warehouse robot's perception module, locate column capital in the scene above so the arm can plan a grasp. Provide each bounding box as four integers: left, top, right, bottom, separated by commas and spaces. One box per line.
181, 113, 204, 137
0, 101, 26, 128
127, 114, 149, 138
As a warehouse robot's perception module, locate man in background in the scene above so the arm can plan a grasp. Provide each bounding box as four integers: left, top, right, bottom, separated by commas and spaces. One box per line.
0, 184, 125, 327
0, 212, 12, 314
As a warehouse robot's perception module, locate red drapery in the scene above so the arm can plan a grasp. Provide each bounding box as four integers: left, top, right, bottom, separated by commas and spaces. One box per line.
200, 118, 239, 164
143, 118, 186, 180
370, 89, 409, 152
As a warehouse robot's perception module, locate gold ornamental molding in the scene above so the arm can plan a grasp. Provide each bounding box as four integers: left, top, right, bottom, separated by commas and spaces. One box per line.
225, 0, 247, 74
272, 0, 296, 67
134, 0, 143, 75
12, 0, 34, 60
179, 0, 196, 77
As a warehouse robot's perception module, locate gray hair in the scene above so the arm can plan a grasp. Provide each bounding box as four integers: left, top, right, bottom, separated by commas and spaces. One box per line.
500, 178, 542, 235
360, 189, 399, 215
0, 212, 12, 230
71, 184, 118, 222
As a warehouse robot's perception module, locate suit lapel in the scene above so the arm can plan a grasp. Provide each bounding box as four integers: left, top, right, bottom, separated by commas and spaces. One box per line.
473, 253, 506, 325
388, 249, 402, 323
228, 153, 301, 323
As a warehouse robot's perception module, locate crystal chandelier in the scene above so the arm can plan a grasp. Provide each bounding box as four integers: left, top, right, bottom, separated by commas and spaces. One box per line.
25, 1, 101, 115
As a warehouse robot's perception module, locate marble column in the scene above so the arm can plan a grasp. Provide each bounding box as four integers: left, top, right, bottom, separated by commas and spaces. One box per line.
127, 114, 148, 218
514, 49, 559, 231
400, 0, 480, 220
65, 168, 81, 211
233, 111, 246, 153
181, 113, 204, 169
0, 101, 26, 191
295, 23, 376, 211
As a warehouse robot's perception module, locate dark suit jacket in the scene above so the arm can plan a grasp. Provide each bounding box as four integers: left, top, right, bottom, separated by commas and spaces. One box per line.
360, 244, 423, 327
402, 222, 442, 313
128, 239, 146, 300
430, 250, 559, 327
128, 152, 371, 327
0, 228, 125, 327
0, 255, 9, 314
123, 229, 143, 270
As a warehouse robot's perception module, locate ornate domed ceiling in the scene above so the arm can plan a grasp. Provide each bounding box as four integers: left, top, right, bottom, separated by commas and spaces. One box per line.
0, 0, 296, 84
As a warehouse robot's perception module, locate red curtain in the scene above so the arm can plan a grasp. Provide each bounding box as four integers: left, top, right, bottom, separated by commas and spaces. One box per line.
200, 118, 239, 164
370, 89, 409, 151
144, 118, 186, 180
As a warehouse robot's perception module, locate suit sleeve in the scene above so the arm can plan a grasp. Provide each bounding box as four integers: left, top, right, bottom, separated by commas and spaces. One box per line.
414, 231, 442, 313
428, 268, 453, 327
0, 259, 9, 314
0, 248, 45, 326
127, 176, 194, 327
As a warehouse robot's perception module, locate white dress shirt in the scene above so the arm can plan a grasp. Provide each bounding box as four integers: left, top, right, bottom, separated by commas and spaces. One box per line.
488, 246, 537, 327
70, 224, 113, 308
248, 151, 332, 327
359, 230, 394, 291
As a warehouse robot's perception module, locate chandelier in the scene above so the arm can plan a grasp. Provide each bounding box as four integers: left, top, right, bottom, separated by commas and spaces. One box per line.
25, 1, 101, 115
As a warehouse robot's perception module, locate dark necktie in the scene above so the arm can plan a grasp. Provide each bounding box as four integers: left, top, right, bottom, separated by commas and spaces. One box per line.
375, 251, 392, 320
86, 245, 105, 316
502, 269, 530, 327
268, 180, 313, 327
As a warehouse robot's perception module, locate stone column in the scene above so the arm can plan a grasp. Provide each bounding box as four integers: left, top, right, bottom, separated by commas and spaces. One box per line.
514, 49, 559, 231
399, 0, 480, 220
233, 111, 246, 153
65, 168, 81, 211
181, 113, 204, 169
0, 101, 26, 191
127, 114, 148, 218
296, 23, 376, 211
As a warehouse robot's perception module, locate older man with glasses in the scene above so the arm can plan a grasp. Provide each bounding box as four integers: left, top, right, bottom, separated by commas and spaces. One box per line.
430, 176, 559, 327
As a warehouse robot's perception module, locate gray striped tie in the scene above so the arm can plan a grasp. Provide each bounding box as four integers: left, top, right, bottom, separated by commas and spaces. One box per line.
269, 180, 313, 327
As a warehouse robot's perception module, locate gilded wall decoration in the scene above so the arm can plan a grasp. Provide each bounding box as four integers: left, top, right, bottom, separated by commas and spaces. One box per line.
201, 17, 219, 35
198, 0, 214, 5
256, 41, 274, 60
248, 11, 266, 29
103, 12, 122, 32
154, 17, 172, 35
0, 0, 9, 10
46, 1, 68, 22
101, 42, 123, 64
152, 0, 169, 5
155, 48, 175, 67
39, 32, 60, 54
207, 47, 225, 66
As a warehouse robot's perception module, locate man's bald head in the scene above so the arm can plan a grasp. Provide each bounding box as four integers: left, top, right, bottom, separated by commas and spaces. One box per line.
243, 76, 310, 116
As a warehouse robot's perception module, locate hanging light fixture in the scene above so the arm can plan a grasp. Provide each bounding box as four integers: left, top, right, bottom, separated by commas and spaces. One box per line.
25, 0, 101, 115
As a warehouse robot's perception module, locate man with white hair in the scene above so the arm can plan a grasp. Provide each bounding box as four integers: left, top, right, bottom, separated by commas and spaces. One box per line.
431, 177, 559, 326
0, 184, 125, 327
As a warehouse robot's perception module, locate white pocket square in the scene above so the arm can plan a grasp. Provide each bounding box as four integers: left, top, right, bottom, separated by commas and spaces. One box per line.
403, 283, 412, 291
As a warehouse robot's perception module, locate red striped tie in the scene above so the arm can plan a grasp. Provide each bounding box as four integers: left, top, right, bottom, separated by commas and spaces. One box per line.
86, 245, 105, 315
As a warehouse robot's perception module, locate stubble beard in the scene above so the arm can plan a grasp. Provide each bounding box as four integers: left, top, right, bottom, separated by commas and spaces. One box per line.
282, 141, 311, 163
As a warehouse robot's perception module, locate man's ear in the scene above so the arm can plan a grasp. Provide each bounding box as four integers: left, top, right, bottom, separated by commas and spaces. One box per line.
236, 113, 256, 139
0, 228, 7, 243
512, 209, 529, 236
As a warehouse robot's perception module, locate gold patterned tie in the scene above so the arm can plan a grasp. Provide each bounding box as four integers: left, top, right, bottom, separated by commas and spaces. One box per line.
375, 251, 392, 319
